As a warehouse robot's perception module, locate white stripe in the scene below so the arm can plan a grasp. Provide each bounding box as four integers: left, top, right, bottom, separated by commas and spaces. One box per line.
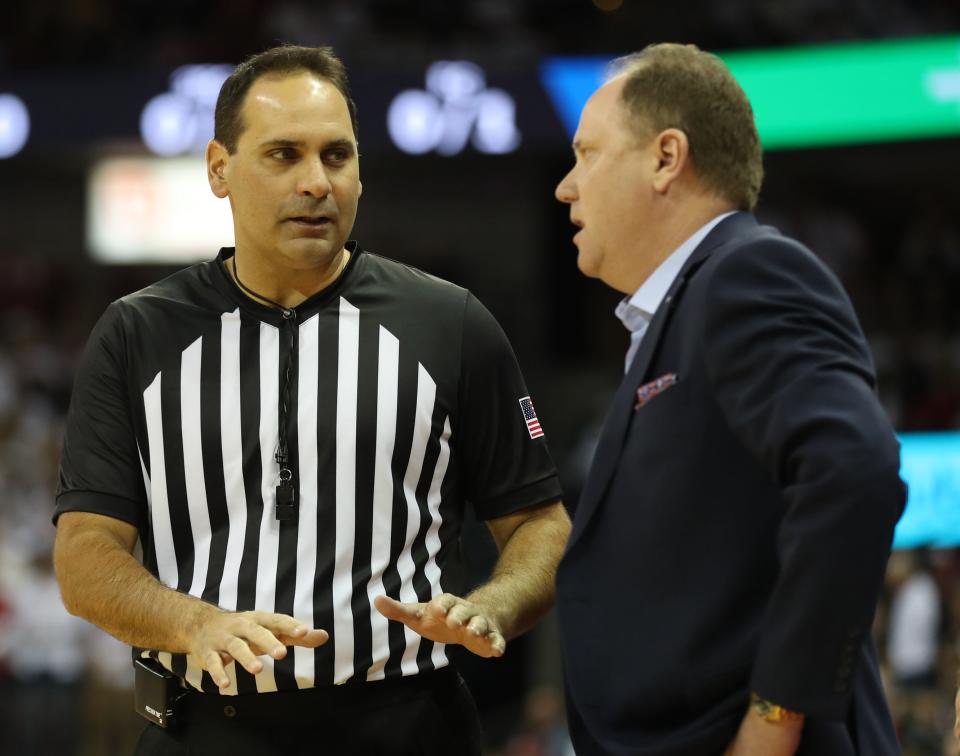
180, 336, 211, 691
365, 326, 400, 681
294, 314, 320, 688
425, 416, 452, 671
332, 297, 360, 683
254, 322, 280, 693
398, 363, 437, 675
218, 311, 246, 620
136, 451, 192, 685
217, 310, 244, 696
143, 372, 178, 590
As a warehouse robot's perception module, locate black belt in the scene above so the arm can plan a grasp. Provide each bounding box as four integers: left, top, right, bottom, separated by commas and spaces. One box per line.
181, 666, 460, 724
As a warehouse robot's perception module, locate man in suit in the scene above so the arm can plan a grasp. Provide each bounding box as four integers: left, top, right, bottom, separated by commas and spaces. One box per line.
553, 43, 906, 756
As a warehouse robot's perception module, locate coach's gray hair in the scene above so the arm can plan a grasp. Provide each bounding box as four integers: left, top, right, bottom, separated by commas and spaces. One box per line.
609, 43, 763, 211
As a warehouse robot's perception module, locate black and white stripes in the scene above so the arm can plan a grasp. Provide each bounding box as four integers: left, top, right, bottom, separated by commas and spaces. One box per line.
139, 297, 452, 694
57, 246, 563, 698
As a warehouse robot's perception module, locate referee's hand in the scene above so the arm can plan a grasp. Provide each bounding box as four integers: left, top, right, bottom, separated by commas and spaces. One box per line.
373, 594, 506, 658
189, 610, 328, 688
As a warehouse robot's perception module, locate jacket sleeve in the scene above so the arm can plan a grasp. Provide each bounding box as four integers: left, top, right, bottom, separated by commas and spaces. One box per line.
700, 236, 906, 719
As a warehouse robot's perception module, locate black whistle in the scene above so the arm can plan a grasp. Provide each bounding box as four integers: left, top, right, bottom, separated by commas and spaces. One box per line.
275, 481, 297, 521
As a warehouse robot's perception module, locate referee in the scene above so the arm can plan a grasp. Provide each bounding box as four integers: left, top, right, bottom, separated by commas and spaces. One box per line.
53, 45, 570, 756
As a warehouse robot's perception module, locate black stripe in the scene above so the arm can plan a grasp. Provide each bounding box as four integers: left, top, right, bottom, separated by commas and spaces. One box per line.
135, 377, 155, 577
434, 451, 467, 601
312, 307, 340, 685
234, 314, 264, 694
197, 324, 228, 693
160, 350, 191, 682
381, 345, 420, 677
349, 311, 380, 679
134, 372, 152, 483
200, 322, 229, 606
274, 316, 300, 690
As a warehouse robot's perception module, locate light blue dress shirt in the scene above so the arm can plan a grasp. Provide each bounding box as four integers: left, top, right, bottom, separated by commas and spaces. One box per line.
615, 212, 736, 373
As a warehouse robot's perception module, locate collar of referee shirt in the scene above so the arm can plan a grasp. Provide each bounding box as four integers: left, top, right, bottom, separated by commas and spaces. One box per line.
211, 241, 362, 326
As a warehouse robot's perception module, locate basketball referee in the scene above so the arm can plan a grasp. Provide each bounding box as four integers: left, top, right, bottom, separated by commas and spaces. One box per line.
53, 45, 570, 756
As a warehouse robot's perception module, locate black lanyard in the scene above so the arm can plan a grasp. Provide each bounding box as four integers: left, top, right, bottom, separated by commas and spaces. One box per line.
232, 259, 298, 522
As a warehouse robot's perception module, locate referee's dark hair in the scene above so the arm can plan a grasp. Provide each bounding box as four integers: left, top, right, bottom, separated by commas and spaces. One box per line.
214, 44, 359, 153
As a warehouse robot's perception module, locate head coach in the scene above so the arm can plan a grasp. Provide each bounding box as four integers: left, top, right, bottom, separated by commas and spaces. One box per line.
553, 43, 906, 756
52, 45, 570, 756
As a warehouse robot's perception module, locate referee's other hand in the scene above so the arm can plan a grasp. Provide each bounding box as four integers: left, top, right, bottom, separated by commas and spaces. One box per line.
190, 610, 328, 688
373, 594, 506, 658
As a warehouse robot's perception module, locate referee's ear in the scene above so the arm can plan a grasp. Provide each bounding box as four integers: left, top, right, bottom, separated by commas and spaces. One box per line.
207, 139, 230, 199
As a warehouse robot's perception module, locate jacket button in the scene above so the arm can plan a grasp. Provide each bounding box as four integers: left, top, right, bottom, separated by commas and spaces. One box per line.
224, 705, 237, 718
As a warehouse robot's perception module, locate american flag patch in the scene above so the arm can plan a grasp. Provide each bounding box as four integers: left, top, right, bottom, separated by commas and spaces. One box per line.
519, 396, 544, 439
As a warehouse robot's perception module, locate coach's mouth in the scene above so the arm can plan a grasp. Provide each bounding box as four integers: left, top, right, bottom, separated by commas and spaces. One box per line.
570, 216, 584, 242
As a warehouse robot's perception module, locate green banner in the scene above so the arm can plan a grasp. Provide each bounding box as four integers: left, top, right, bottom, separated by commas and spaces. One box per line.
720, 36, 960, 149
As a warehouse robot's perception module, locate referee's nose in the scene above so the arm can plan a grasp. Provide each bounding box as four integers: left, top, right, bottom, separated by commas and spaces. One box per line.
297, 156, 333, 200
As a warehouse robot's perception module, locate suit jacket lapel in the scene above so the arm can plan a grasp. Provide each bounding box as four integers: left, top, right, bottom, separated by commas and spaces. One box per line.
568, 213, 758, 545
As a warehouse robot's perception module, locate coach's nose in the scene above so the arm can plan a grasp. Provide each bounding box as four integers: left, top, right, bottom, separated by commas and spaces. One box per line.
555, 167, 578, 204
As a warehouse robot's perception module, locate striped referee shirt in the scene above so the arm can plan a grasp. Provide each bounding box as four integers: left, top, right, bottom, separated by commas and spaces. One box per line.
55, 243, 562, 695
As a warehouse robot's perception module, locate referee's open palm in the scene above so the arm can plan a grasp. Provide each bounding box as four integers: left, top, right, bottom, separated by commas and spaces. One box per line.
374, 594, 506, 658
190, 610, 329, 688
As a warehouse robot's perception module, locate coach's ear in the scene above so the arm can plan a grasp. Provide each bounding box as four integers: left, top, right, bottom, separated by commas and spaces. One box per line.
651, 127, 690, 196
207, 139, 230, 199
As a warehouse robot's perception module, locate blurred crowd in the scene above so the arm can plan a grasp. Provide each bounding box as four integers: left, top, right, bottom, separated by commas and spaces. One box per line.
880, 549, 960, 756
760, 201, 960, 432
4, 0, 960, 70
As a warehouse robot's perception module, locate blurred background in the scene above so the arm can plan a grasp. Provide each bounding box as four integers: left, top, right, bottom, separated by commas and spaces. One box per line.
1, 1, 960, 754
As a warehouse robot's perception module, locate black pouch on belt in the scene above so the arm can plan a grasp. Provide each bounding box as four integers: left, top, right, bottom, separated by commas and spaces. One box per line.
134, 657, 188, 729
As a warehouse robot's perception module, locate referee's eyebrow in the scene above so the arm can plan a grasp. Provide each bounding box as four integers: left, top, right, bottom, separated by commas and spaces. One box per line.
259, 138, 356, 155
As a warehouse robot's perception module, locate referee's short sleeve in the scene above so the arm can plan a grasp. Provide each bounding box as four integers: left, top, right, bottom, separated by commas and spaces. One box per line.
456, 293, 563, 521
55, 303, 147, 532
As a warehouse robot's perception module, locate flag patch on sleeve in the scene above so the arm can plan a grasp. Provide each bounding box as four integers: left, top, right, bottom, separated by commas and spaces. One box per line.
519, 396, 544, 439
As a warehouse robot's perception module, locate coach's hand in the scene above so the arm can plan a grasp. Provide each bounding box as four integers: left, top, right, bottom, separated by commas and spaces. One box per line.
189, 610, 328, 688
374, 594, 506, 658
723, 708, 803, 756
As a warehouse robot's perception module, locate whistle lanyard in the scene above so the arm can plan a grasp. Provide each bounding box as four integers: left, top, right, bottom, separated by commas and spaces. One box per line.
232, 259, 299, 522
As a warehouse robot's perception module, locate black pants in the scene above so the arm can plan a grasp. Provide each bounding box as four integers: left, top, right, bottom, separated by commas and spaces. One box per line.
133, 667, 482, 756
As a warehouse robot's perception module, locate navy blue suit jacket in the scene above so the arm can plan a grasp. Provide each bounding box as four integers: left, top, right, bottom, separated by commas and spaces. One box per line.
556, 213, 905, 756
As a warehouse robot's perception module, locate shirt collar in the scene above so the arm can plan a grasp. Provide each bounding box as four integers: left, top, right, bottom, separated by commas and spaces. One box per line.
211, 240, 363, 325
615, 211, 736, 334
